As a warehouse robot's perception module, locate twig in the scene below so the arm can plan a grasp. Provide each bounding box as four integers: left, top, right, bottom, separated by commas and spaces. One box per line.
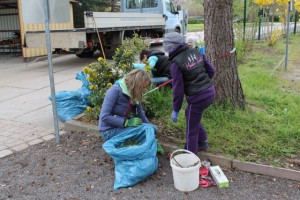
270, 55, 285, 76
172, 157, 183, 168
186, 161, 200, 168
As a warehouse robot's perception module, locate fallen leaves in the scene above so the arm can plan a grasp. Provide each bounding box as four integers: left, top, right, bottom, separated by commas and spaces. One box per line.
80, 140, 90, 146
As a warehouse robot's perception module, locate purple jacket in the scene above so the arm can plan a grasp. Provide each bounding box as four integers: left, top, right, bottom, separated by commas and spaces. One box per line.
170, 46, 216, 112
98, 84, 150, 132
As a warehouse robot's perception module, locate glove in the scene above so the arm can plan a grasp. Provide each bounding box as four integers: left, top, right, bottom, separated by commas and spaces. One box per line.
149, 123, 159, 133
171, 110, 179, 122
156, 140, 165, 154
124, 117, 142, 127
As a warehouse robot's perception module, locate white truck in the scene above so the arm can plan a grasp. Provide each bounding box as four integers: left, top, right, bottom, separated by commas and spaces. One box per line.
25, 0, 184, 58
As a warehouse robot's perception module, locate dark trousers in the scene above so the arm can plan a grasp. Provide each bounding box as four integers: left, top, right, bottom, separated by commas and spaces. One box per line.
184, 94, 215, 155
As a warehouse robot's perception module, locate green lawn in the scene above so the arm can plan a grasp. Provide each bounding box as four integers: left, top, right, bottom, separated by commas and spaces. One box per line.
186, 24, 204, 32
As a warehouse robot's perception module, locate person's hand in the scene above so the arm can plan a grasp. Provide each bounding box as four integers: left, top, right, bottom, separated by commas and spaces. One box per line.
171, 111, 179, 122
124, 117, 142, 127
149, 123, 158, 133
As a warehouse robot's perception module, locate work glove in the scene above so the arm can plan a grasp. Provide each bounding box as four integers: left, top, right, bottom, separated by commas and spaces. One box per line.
171, 110, 179, 123
124, 117, 142, 127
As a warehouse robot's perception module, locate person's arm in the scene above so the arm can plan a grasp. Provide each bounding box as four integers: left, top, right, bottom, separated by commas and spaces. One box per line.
147, 56, 158, 69
133, 56, 157, 69
100, 86, 126, 127
133, 63, 146, 69
135, 103, 150, 123
203, 55, 215, 79
171, 62, 184, 112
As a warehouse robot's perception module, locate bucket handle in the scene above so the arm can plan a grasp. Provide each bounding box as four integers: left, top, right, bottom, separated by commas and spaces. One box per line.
170, 149, 200, 168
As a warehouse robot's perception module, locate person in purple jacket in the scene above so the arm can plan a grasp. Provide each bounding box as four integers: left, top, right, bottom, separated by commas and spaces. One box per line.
163, 32, 216, 154
98, 69, 158, 141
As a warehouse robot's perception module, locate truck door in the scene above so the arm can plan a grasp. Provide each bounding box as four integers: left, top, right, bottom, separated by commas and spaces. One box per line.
163, 0, 181, 33
121, 0, 182, 33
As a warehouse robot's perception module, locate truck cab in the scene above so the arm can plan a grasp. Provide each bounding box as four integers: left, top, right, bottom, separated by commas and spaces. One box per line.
121, 0, 182, 33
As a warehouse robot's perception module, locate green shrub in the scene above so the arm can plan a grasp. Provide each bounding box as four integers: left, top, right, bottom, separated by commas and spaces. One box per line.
143, 86, 173, 118
82, 34, 150, 120
266, 28, 282, 47
272, 14, 280, 22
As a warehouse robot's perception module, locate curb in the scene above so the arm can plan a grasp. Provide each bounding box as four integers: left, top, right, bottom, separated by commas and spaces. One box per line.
163, 143, 300, 181
26, 54, 62, 63
64, 117, 300, 182
64, 114, 99, 136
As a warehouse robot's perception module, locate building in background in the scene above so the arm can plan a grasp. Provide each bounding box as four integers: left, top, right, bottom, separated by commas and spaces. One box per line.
0, 0, 77, 60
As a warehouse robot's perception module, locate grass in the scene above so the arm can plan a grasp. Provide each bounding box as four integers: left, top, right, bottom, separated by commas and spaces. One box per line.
186, 22, 256, 32
151, 34, 300, 168
186, 24, 204, 32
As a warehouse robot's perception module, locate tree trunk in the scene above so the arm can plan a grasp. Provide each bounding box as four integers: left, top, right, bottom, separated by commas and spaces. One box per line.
111, 0, 115, 12
204, 0, 245, 109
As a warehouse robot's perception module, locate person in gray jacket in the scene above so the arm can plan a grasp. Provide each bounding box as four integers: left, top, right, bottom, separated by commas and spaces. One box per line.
98, 69, 158, 141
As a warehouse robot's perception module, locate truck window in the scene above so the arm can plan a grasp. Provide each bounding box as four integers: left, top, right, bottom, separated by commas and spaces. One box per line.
165, 1, 171, 12
126, 0, 158, 9
127, 0, 138, 8
166, 1, 178, 14
142, 0, 158, 8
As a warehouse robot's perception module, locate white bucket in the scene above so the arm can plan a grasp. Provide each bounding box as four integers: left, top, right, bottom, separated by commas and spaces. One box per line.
170, 149, 201, 192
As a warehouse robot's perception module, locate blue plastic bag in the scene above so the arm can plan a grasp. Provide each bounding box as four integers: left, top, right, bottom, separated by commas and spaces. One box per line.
102, 123, 158, 190
75, 71, 91, 104
48, 71, 91, 122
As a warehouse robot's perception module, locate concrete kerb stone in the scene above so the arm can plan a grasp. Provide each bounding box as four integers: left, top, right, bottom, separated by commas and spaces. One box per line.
0, 131, 61, 157
64, 114, 99, 136
232, 159, 300, 181
28, 138, 44, 146
11, 143, 29, 152
26, 54, 61, 63
42, 134, 55, 141
0, 149, 13, 159
199, 153, 233, 169
64, 116, 300, 182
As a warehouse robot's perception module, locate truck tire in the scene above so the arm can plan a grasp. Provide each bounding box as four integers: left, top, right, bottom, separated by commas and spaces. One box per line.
76, 49, 94, 58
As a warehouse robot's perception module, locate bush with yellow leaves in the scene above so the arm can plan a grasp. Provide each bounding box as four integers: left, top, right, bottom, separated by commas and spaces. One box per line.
82, 34, 150, 120
267, 28, 281, 46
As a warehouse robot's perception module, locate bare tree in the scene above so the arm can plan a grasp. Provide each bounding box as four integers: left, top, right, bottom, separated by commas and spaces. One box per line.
204, 0, 245, 109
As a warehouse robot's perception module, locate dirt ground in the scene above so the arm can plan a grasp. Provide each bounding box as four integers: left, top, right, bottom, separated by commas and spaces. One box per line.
0, 130, 299, 200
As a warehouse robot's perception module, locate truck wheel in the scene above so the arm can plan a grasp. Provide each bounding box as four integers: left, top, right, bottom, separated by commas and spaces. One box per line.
76, 49, 94, 58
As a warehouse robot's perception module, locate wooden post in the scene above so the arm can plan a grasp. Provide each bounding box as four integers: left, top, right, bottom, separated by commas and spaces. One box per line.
92, 17, 106, 60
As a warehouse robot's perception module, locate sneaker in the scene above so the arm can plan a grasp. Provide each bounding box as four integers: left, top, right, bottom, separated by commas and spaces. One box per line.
198, 140, 208, 152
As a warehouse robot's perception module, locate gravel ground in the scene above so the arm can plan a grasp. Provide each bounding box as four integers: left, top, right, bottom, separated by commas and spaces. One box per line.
0, 131, 299, 200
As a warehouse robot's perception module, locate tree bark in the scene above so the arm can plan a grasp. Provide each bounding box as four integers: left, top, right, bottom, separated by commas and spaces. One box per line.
204, 0, 245, 109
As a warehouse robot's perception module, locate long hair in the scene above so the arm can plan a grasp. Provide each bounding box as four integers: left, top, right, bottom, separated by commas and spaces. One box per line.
125, 69, 151, 104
